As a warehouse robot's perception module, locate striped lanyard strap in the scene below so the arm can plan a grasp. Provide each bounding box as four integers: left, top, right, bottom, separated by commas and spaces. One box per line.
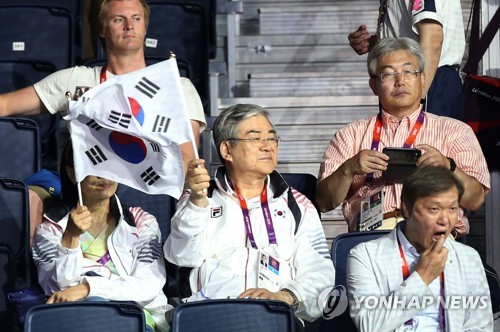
231, 180, 277, 249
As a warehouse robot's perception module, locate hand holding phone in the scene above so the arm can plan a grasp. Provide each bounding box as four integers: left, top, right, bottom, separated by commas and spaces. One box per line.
382, 147, 421, 183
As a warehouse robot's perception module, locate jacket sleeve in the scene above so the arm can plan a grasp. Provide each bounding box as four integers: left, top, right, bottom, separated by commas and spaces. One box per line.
282, 195, 336, 321
164, 192, 212, 267
462, 249, 494, 331
347, 242, 434, 332
31, 216, 86, 296
82, 209, 167, 304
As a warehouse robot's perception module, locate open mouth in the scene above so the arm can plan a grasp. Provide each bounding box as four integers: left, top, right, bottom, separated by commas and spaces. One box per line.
432, 231, 446, 241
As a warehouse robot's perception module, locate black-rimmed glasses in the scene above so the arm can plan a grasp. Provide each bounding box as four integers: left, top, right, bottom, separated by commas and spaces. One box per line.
376, 70, 421, 83
227, 137, 281, 147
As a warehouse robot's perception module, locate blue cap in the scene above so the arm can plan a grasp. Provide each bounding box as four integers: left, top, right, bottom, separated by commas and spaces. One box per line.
25, 169, 61, 198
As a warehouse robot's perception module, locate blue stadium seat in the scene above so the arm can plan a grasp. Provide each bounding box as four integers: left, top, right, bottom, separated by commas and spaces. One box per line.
0, 0, 83, 64
0, 60, 55, 91
0, 61, 59, 171
24, 301, 146, 332
172, 299, 296, 332
0, 4, 74, 69
0, 118, 41, 181
0, 178, 31, 328
319, 230, 390, 332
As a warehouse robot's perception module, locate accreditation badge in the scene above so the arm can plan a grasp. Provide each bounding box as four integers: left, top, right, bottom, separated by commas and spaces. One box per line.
257, 251, 281, 292
359, 191, 384, 231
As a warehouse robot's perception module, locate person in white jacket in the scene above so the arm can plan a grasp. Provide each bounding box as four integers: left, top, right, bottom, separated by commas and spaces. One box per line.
347, 165, 493, 331
164, 104, 335, 326
32, 142, 171, 332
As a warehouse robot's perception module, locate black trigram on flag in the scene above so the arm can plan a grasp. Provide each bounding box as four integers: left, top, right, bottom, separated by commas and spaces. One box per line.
135, 77, 160, 98
141, 166, 160, 185
85, 145, 107, 165
152, 115, 171, 133
148, 141, 160, 152
109, 110, 132, 129
86, 119, 103, 131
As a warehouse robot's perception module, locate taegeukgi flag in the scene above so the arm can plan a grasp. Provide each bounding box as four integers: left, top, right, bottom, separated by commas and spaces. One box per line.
65, 58, 193, 198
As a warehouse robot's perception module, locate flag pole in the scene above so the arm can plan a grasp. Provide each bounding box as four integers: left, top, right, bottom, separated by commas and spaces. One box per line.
169, 51, 201, 162
77, 182, 83, 206
67, 90, 84, 206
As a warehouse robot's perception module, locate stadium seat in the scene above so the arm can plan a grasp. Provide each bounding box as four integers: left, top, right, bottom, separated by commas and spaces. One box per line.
0, 4, 74, 69
0, 118, 41, 181
319, 230, 390, 332
23, 301, 146, 332
0, 0, 83, 65
172, 299, 296, 332
0, 178, 31, 329
0, 61, 59, 171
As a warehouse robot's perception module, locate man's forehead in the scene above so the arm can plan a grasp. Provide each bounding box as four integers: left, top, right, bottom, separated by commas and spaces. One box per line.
238, 117, 275, 135
378, 50, 418, 68
107, 0, 144, 14
416, 188, 460, 204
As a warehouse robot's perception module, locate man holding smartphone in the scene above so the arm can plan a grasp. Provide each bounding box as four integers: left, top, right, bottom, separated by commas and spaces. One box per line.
316, 38, 489, 236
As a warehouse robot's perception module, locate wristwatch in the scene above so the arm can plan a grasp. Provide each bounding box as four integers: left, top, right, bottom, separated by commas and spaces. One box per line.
446, 157, 456, 173
282, 288, 299, 310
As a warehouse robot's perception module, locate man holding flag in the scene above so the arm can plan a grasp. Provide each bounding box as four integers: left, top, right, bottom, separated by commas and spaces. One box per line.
0, 0, 207, 169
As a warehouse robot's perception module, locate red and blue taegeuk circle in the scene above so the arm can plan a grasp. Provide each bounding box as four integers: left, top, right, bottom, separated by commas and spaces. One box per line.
128, 97, 145, 126
108, 131, 147, 164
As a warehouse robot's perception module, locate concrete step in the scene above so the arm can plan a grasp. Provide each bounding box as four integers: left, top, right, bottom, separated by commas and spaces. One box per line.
259, 4, 378, 35
234, 61, 368, 84
248, 72, 371, 97
236, 44, 366, 63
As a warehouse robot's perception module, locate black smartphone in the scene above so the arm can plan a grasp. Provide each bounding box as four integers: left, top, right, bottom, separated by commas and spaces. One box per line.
382, 147, 421, 183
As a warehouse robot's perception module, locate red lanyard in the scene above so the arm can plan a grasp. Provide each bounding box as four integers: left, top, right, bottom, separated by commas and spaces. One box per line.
231, 180, 277, 249
397, 232, 445, 330
100, 65, 107, 83
365, 105, 425, 182
370, 105, 425, 152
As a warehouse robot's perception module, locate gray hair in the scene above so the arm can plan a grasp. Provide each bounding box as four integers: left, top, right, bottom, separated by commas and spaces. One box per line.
213, 104, 274, 163
367, 37, 425, 77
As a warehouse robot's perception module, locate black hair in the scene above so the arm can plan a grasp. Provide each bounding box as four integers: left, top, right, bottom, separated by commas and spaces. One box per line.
401, 165, 464, 216
59, 141, 79, 206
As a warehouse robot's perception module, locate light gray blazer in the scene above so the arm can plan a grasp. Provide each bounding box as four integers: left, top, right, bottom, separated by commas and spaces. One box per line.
347, 227, 493, 332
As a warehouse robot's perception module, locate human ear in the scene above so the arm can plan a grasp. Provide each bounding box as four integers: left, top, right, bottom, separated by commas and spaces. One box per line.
220, 141, 231, 160
401, 203, 411, 219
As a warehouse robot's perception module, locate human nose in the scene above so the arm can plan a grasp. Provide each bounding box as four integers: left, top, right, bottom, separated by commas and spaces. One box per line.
394, 72, 406, 85
437, 211, 451, 226
260, 139, 273, 150
124, 21, 133, 30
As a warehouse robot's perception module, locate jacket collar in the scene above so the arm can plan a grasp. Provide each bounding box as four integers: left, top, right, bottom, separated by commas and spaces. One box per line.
213, 166, 289, 199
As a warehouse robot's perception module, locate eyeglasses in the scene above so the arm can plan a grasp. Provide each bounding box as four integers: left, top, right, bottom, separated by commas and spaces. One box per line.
376, 70, 421, 83
227, 137, 281, 147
